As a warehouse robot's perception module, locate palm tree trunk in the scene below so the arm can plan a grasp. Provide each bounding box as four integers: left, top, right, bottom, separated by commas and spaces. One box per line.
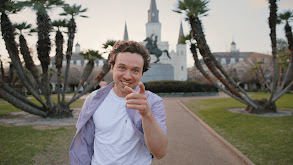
68, 59, 111, 105
1, 13, 47, 107
0, 80, 43, 110
36, 12, 54, 108
62, 19, 76, 104
190, 43, 250, 104
0, 87, 47, 117
257, 66, 272, 92
276, 22, 293, 95
73, 59, 94, 98
55, 30, 64, 104
268, 0, 278, 102
0, 60, 4, 80
19, 34, 42, 89
188, 15, 257, 109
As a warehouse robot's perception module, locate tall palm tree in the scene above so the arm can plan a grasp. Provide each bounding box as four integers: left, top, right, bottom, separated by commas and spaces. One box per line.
1, 0, 48, 115
52, 19, 67, 103
268, 0, 278, 103
59, 3, 88, 104
274, 10, 293, 101
67, 40, 115, 105
22, 0, 65, 111
174, 0, 281, 113
72, 49, 103, 98
14, 22, 43, 92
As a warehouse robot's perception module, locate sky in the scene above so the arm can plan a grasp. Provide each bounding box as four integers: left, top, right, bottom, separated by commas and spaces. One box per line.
0, 0, 293, 68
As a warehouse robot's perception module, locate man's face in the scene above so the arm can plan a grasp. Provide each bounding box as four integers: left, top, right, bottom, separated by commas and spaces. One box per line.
111, 52, 144, 98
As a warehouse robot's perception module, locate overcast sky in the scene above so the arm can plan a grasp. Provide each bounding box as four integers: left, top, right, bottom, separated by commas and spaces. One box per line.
0, 0, 292, 68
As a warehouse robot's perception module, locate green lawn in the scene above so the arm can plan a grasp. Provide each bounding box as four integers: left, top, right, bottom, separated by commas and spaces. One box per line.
182, 93, 293, 165
0, 94, 85, 165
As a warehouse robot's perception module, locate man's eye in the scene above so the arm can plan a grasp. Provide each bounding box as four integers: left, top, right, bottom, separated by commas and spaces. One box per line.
133, 69, 139, 73
119, 66, 125, 70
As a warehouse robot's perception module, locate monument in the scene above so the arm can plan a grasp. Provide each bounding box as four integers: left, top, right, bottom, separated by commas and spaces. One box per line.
141, 34, 174, 82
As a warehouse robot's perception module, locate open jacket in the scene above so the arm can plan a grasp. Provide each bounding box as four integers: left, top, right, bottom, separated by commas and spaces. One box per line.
69, 83, 167, 165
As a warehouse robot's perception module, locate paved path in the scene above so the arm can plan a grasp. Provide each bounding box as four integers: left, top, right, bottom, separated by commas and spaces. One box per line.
151, 95, 251, 165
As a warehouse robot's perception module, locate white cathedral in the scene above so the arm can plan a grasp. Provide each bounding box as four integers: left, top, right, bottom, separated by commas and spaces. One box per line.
69, 0, 188, 81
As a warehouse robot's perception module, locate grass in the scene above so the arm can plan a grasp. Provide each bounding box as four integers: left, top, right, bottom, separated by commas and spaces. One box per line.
0, 94, 85, 165
182, 93, 293, 165
0, 125, 76, 165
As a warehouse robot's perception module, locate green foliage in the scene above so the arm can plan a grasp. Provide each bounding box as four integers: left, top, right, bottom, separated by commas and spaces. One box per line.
183, 93, 293, 165
59, 3, 88, 19
144, 80, 218, 93
173, 0, 209, 19
80, 49, 103, 60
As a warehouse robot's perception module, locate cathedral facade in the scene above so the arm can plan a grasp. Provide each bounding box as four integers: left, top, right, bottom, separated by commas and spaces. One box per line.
124, 0, 188, 81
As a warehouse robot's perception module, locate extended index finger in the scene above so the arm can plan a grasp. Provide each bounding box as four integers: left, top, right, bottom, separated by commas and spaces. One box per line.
138, 82, 145, 94
124, 86, 135, 94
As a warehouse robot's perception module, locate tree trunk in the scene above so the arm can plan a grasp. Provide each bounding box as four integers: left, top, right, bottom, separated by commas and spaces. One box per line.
188, 15, 257, 109
19, 34, 42, 90
68, 59, 111, 105
73, 59, 94, 98
0, 87, 47, 117
268, 0, 278, 102
62, 19, 76, 103
245, 98, 276, 113
55, 30, 64, 104
189, 43, 249, 104
36, 12, 54, 108
1, 13, 47, 107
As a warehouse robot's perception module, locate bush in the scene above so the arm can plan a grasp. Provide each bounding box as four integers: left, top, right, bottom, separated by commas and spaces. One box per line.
144, 80, 218, 93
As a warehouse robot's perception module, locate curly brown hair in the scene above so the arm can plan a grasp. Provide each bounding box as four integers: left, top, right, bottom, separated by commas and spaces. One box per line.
109, 40, 151, 73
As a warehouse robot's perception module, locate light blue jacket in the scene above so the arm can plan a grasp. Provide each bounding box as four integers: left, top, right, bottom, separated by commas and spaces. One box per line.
69, 83, 167, 165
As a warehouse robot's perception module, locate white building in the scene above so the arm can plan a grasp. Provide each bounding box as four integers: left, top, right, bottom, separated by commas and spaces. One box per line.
143, 0, 187, 81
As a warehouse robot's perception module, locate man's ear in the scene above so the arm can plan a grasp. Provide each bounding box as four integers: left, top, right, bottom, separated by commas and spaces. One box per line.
110, 65, 113, 73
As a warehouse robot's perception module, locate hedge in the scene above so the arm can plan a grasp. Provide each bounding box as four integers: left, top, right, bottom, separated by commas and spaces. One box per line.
144, 80, 218, 93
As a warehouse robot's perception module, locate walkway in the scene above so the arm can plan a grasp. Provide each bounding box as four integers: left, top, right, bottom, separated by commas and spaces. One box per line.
151, 95, 253, 165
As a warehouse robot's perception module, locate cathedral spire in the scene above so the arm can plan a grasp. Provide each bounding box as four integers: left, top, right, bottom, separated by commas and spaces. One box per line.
178, 21, 184, 44
148, 0, 159, 23
123, 22, 129, 41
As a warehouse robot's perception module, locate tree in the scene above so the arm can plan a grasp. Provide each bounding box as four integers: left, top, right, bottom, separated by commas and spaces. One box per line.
58, 3, 88, 105
72, 49, 103, 98
174, 0, 292, 113
0, 0, 105, 118
52, 19, 67, 104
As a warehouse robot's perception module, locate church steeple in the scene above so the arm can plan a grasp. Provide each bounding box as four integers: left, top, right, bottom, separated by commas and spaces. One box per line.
178, 21, 184, 44
148, 0, 159, 23
123, 22, 129, 41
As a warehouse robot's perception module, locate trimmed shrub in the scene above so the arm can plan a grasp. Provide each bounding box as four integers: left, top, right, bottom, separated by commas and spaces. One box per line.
144, 80, 218, 93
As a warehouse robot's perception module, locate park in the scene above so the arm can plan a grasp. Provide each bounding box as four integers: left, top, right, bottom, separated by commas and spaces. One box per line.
0, 0, 293, 164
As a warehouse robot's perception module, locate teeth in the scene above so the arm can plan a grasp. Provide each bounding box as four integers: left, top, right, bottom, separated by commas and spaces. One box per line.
122, 82, 130, 85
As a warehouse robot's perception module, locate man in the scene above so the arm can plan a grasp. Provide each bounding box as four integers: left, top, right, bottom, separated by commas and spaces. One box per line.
69, 41, 168, 165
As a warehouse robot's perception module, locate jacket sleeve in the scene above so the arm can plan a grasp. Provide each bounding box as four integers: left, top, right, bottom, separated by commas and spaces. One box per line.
69, 94, 95, 165
150, 97, 167, 135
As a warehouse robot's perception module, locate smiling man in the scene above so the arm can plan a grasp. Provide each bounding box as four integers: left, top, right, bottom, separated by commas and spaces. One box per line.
69, 41, 168, 165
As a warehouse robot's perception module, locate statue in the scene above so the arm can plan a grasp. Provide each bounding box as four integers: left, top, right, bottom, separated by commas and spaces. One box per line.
144, 35, 171, 63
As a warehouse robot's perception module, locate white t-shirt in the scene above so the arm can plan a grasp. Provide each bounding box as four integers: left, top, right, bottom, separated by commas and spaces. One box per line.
91, 89, 152, 165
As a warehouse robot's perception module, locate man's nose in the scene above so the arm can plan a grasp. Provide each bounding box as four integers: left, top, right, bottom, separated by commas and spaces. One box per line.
123, 70, 132, 79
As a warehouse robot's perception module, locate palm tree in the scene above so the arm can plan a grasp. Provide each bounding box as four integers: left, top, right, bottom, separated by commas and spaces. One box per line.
67, 40, 115, 105
274, 10, 293, 101
59, 3, 88, 105
1, 0, 48, 116
14, 22, 43, 92
0, 1, 95, 118
174, 0, 282, 113
52, 19, 67, 103
72, 49, 103, 98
